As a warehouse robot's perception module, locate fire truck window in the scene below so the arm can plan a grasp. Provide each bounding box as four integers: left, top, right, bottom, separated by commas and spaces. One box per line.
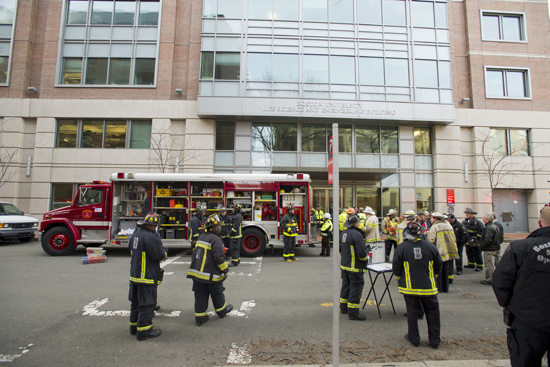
78, 188, 103, 206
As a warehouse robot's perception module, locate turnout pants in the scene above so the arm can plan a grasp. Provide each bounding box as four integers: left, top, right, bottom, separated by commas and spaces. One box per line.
436, 260, 450, 293
230, 237, 241, 264
385, 239, 397, 262
222, 237, 230, 260
507, 316, 550, 367
321, 236, 331, 256
129, 283, 158, 336
403, 294, 441, 348
192, 280, 228, 323
453, 243, 464, 271
339, 271, 365, 316
466, 245, 483, 269
283, 236, 296, 259
483, 251, 501, 282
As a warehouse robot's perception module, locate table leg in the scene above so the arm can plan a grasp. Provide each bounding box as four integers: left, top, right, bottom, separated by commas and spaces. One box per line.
378, 272, 396, 315
362, 271, 378, 310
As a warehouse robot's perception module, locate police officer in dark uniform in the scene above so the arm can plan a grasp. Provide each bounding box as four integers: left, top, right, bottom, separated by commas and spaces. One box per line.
448, 214, 468, 275
462, 207, 484, 271
229, 204, 243, 267
189, 206, 206, 250
393, 219, 443, 348
129, 213, 167, 341
281, 204, 299, 262
187, 214, 233, 326
492, 206, 550, 367
339, 214, 369, 320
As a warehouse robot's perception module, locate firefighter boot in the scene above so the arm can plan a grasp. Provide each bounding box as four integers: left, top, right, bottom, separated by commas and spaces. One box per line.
130, 326, 137, 335
137, 329, 162, 341
196, 315, 210, 326
348, 313, 367, 321
218, 304, 234, 318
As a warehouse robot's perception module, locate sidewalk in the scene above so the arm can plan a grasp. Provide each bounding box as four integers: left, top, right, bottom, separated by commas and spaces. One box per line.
244, 360, 513, 367
503, 233, 529, 242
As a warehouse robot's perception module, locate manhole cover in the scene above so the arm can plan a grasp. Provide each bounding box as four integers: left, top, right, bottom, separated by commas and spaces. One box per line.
463, 293, 475, 298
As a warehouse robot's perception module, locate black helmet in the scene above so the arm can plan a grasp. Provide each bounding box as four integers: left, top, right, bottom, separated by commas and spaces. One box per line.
204, 214, 220, 229
234, 204, 242, 211
287, 204, 295, 211
464, 207, 477, 214
142, 213, 159, 225
344, 214, 360, 228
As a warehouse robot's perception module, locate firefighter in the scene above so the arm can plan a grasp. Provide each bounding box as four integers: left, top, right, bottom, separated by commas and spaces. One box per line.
281, 204, 299, 262
314, 205, 324, 224
382, 208, 399, 262
187, 214, 233, 326
339, 208, 348, 231
448, 214, 468, 275
427, 212, 459, 293
397, 210, 415, 245
339, 214, 369, 320
462, 207, 484, 271
189, 206, 206, 250
219, 207, 231, 260
320, 213, 332, 257
393, 218, 443, 348
358, 208, 367, 230
229, 204, 243, 267
363, 207, 380, 244
128, 213, 167, 341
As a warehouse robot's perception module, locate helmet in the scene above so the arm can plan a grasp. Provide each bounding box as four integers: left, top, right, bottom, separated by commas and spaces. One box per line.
464, 207, 477, 214
346, 207, 356, 215
142, 213, 160, 225
315, 204, 321, 209
387, 209, 397, 216
195, 206, 205, 213
404, 209, 416, 216
364, 206, 375, 215
344, 214, 360, 228
234, 204, 242, 211
405, 219, 423, 238
219, 206, 227, 212
286, 204, 295, 211
204, 214, 221, 229
323, 213, 331, 219
431, 211, 444, 219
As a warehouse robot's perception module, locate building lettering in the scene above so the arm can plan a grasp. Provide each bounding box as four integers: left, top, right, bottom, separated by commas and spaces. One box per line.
261, 102, 395, 116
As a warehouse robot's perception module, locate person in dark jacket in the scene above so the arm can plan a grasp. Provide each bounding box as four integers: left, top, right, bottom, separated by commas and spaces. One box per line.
189, 206, 206, 250
319, 213, 333, 257
187, 214, 233, 326
492, 206, 550, 367
219, 207, 231, 260
229, 204, 243, 267
281, 204, 299, 262
129, 213, 167, 341
393, 219, 443, 348
462, 207, 484, 271
479, 214, 502, 285
491, 211, 505, 245
340, 215, 369, 321
448, 214, 468, 275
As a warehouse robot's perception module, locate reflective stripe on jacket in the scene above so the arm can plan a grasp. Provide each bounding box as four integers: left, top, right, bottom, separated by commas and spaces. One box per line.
320, 219, 333, 236
281, 212, 298, 237
397, 221, 408, 245
382, 216, 398, 240
129, 227, 167, 286
187, 231, 228, 283
339, 212, 347, 231
189, 215, 203, 242
365, 214, 380, 243
462, 217, 484, 246
340, 226, 368, 273
427, 220, 459, 262
314, 210, 324, 221
229, 212, 242, 239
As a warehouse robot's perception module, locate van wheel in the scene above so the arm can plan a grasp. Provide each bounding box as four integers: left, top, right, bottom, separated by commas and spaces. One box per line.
42, 227, 75, 256
241, 228, 266, 257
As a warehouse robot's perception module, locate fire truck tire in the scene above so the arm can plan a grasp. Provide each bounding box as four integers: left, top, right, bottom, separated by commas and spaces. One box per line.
42, 227, 75, 256
241, 228, 266, 257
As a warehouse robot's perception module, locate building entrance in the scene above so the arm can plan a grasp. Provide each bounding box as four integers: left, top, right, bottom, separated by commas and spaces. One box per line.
492, 190, 529, 233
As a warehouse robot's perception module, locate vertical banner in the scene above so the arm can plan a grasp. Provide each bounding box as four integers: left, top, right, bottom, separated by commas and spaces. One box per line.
328, 133, 334, 185
447, 189, 455, 206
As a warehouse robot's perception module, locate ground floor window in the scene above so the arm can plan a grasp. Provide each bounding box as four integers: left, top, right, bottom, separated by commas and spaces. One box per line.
416, 188, 433, 213
51, 183, 84, 210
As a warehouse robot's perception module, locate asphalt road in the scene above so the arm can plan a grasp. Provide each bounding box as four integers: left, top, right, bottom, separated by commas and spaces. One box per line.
0, 240, 509, 366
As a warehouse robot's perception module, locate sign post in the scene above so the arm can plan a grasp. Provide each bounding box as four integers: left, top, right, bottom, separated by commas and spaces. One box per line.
331, 124, 340, 367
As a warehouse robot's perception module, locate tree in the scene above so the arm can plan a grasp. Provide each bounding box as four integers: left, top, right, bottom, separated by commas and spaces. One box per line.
0, 120, 19, 190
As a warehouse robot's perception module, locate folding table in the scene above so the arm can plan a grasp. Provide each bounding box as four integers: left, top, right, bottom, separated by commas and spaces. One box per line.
361, 262, 396, 318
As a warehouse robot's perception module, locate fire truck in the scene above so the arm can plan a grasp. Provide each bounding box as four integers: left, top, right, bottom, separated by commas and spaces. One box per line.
40, 172, 312, 257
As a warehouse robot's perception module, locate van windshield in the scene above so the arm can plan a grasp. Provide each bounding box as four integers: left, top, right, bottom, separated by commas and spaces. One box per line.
0, 203, 24, 216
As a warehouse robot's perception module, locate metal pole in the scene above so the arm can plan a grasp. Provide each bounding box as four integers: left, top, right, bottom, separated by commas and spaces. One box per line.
332, 123, 340, 367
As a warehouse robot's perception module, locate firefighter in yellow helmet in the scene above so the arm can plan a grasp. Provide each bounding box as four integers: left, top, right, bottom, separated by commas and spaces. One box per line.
281, 204, 299, 262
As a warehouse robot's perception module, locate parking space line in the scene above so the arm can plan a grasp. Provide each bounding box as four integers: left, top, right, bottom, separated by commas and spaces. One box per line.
0, 344, 33, 363
207, 300, 256, 318
82, 298, 181, 317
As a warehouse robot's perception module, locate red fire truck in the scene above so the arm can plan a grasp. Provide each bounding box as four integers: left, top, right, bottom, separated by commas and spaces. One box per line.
40, 172, 312, 257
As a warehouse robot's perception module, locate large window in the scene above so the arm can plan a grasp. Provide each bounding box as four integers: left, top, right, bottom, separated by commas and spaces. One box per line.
249, 0, 299, 20
339, 124, 352, 153
56, 119, 151, 148
204, 0, 243, 18
60, 0, 158, 85
201, 52, 240, 80
489, 129, 529, 156
482, 12, 525, 42
0, 0, 16, 84
216, 121, 235, 150
252, 122, 297, 152
416, 188, 433, 213
356, 125, 398, 154
485, 68, 530, 98
302, 123, 327, 152
414, 127, 431, 155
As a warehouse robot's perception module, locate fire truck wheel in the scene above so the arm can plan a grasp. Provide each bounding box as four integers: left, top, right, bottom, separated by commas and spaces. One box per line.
42, 227, 75, 256
241, 228, 266, 257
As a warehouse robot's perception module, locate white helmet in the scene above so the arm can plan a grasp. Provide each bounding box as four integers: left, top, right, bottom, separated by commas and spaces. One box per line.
364, 206, 375, 215
431, 211, 444, 219
387, 209, 397, 215
323, 213, 331, 219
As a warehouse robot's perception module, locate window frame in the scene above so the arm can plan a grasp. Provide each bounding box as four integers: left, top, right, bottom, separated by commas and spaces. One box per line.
484, 66, 531, 100
0, 0, 19, 86
480, 10, 527, 43
490, 128, 530, 157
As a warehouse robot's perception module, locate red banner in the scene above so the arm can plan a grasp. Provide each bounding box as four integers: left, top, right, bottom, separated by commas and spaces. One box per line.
447, 189, 455, 206
328, 133, 333, 184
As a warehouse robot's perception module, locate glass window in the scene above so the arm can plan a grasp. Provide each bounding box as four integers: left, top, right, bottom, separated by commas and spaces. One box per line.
303, 0, 327, 22
356, 187, 380, 217
435, 3, 447, 28
330, 56, 355, 84
414, 60, 438, 88
134, 58, 155, 85
85, 58, 108, 84
0, 56, 7, 83
139, 1, 159, 25
382, 188, 400, 219
215, 52, 240, 79
411, 1, 434, 28
130, 120, 152, 149
381, 126, 398, 153
81, 120, 104, 148
114, 1, 135, 25
108, 58, 131, 85
247, 53, 271, 81
482, 13, 524, 41
486, 69, 528, 98
329, 0, 353, 23
301, 123, 326, 152
486, 70, 504, 97
62, 58, 83, 84
416, 188, 433, 213
502, 16, 521, 41
385, 59, 408, 86
252, 123, 272, 151
303, 55, 328, 83
273, 54, 299, 82
414, 127, 431, 155
383, 0, 406, 26
218, 0, 243, 19
272, 123, 297, 151
482, 15, 500, 40
57, 120, 78, 148
216, 121, 235, 150
360, 57, 384, 85
357, 0, 381, 24
490, 128, 507, 156
506, 71, 526, 98
67, 0, 89, 24
510, 130, 529, 156
274, 0, 299, 20
201, 52, 214, 79
339, 124, 352, 153
356, 126, 380, 153
78, 188, 103, 206
91, 1, 113, 24
248, 0, 271, 19
204, 0, 216, 17
438, 61, 451, 89
52, 184, 76, 210
104, 120, 126, 149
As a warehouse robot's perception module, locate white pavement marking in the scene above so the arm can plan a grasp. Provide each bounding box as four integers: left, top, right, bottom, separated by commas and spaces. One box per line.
162, 256, 264, 277
0, 344, 33, 363
226, 343, 251, 365
208, 300, 256, 318
82, 298, 181, 317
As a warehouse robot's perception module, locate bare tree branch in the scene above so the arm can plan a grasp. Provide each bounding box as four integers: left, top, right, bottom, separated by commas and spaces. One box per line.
0, 120, 19, 189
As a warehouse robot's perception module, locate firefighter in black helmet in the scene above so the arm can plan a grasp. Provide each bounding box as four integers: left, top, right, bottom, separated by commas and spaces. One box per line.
189, 206, 206, 250
229, 204, 243, 267
281, 204, 299, 262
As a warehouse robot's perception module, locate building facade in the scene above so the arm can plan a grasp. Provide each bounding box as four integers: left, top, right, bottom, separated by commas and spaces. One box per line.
0, 0, 549, 232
